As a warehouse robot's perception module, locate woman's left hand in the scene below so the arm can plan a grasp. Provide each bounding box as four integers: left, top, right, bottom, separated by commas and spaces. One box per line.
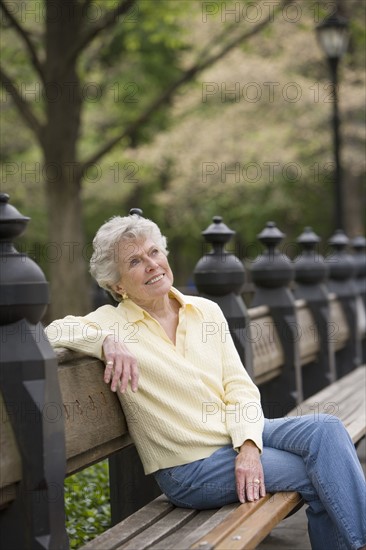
235, 440, 266, 503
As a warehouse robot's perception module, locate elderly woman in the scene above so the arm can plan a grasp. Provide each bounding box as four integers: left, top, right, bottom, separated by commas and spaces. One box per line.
46, 214, 366, 550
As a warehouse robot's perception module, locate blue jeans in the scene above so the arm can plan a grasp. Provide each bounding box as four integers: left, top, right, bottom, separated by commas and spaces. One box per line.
153, 415, 366, 550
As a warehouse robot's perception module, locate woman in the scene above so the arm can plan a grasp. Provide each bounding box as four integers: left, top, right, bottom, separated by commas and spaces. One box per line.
46, 214, 366, 550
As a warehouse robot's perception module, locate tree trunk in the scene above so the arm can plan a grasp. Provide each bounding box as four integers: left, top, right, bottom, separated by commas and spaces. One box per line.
42, 0, 90, 320
44, 178, 90, 321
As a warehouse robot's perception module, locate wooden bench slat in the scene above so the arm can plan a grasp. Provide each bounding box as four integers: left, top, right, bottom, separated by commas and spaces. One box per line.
58, 358, 129, 467
329, 299, 350, 351
118, 507, 198, 550
297, 305, 320, 365
81, 495, 174, 550
346, 416, 366, 444
160, 505, 238, 550
251, 315, 284, 385
190, 496, 271, 549
215, 492, 302, 550
293, 373, 365, 411
289, 367, 366, 443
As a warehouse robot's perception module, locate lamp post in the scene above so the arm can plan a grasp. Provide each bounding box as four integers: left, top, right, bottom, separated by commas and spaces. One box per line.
316, 12, 349, 231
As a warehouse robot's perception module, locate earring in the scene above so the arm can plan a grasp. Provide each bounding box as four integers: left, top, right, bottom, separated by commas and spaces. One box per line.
122, 291, 129, 300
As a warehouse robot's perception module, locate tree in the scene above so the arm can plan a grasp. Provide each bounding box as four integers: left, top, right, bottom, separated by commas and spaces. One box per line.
0, 0, 293, 319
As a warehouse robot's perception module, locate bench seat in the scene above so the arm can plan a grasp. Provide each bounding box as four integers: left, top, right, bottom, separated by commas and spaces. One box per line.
81, 365, 365, 550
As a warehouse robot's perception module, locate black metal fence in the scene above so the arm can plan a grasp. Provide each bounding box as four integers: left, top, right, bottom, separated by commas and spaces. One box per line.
1, 195, 365, 548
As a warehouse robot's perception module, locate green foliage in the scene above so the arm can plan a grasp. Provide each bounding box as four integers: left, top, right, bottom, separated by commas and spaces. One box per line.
65, 461, 110, 549
1, 0, 365, 296
78, 0, 193, 150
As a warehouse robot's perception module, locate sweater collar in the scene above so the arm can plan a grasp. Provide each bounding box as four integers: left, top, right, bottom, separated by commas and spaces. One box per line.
117, 287, 203, 323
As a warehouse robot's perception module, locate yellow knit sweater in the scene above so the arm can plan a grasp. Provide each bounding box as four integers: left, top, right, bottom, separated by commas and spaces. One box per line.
46, 288, 264, 474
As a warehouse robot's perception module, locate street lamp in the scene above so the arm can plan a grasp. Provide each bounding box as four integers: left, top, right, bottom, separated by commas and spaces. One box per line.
316, 12, 349, 231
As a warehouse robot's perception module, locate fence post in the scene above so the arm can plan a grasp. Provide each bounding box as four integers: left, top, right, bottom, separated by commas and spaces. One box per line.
249, 221, 302, 416
352, 236, 366, 364
0, 194, 69, 549
325, 230, 361, 376
193, 216, 254, 378
293, 227, 336, 394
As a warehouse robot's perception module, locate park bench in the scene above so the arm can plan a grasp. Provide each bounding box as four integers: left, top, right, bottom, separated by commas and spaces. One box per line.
1, 296, 365, 549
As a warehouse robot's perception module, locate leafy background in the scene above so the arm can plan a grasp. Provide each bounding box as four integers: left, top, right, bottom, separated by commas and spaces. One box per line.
65, 461, 110, 548
3, 0, 365, 296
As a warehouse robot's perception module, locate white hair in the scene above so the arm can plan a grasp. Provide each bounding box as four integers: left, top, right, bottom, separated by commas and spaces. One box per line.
90, 214, 168, 302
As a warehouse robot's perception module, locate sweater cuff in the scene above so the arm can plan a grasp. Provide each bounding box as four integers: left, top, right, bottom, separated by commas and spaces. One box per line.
231, 427, 263, 455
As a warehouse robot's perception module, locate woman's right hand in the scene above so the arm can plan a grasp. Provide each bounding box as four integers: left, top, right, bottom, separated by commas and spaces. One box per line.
102, 335, 139, 393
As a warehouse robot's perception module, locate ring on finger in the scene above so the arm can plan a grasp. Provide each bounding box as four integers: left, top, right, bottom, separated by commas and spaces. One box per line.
106, 361, 114, 366
253, 479, 260, 484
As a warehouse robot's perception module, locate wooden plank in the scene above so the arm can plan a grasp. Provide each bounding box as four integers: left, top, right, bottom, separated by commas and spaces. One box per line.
289, 366, 365, 418
67, 434, 133, 476
81, 495, 174, 550
214, 492, 302, 550
55, 347, 86, 364
190, 496, 272, 549
252, 315, 284, 385
118, 507, 198, 550
161, 505, 239, 550
329, 299, 350, 351
288, 366, 366, 444
58, 357, 128, 460
347, 416, 366, 443
248, 305, 270, 320
296, 305, 320, 365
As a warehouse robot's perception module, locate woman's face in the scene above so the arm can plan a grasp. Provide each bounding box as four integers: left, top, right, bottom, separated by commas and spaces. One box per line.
114, 237, 173, 304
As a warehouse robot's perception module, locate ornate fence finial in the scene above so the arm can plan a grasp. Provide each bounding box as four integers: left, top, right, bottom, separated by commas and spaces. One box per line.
295, 226, 328, 285
129, 208, 143, 217
194, 216, 244, 296
0, 193, 48, 325
251, 221, 294, 291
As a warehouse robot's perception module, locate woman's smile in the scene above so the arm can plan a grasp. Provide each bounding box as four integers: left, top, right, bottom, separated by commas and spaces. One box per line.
145, 273, 165, 285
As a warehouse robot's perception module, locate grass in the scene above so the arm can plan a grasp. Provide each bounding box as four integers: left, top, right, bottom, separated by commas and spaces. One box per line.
65, 460, 111, 549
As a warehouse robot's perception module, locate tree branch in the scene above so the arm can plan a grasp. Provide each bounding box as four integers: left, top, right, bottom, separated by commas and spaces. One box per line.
0, 66, 43, 142
196, 0, 295, 70
80, 0, 294, 174
67, 0, 136, 63
0, 0, 45, 85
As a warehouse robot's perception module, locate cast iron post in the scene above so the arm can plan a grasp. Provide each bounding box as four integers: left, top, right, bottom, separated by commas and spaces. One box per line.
315, 12, 349, 231
293, 227, 335, 395
326, 229, 361, 376
250, 222, 302, 416
351, 236, 366, 364
194, 216, 254, 378
0, 194, 69, 549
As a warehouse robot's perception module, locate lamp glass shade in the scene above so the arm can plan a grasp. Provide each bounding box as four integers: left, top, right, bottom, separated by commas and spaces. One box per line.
317, 26, 349, 58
